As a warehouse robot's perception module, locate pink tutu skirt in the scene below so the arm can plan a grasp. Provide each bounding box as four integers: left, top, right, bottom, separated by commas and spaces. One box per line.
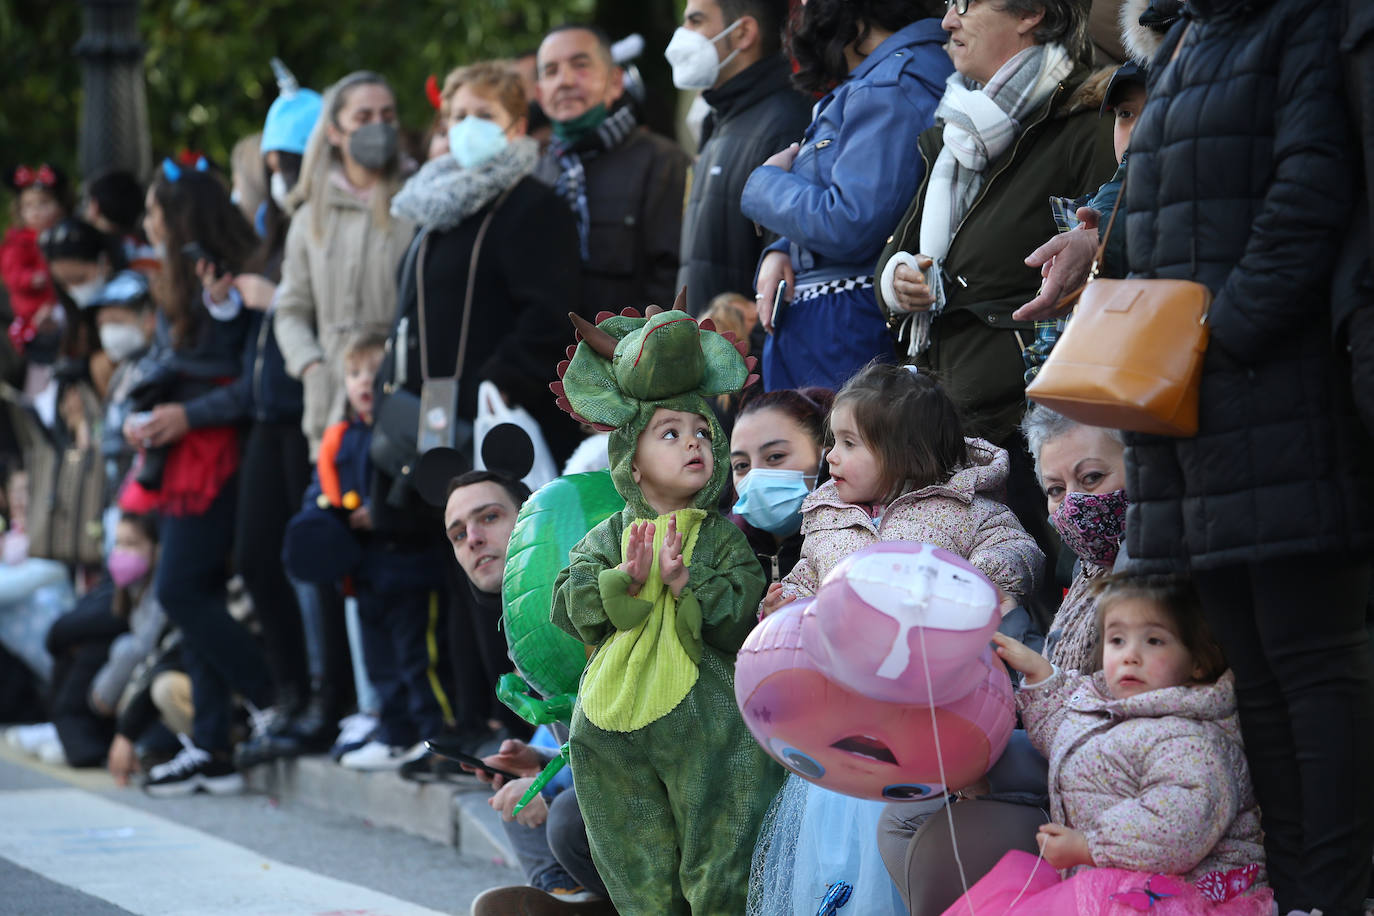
940, 851, 1273, 916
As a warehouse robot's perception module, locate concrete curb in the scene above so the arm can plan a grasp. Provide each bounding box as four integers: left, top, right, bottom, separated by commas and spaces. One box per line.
243, 755, 519, 867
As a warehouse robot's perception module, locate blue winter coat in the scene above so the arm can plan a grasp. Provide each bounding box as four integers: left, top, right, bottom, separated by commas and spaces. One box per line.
740, 19, 952, 284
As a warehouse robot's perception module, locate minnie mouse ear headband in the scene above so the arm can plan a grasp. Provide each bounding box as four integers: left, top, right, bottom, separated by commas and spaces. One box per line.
414, 423, 539, 507
160, 153, 210, 183
8, 163, 66, 194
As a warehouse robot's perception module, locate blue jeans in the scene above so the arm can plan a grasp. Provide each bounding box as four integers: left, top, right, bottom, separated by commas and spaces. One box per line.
156, 477, 272, 752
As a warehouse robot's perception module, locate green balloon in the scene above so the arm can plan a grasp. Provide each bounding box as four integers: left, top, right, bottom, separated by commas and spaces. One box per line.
502, 470, 624, 699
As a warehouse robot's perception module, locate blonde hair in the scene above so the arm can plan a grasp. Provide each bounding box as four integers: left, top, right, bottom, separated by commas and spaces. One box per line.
704, 292, 756, 342
441, 61, 527, 124
289, 71, 402, 240
229, 132, 267, 224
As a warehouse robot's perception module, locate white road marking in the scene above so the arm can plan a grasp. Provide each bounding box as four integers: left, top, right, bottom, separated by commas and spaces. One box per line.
0, 788, 449, 916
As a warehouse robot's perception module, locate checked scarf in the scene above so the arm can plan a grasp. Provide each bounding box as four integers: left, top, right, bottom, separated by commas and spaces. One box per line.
901, 43, 1072, 355
550, 103, 639, 261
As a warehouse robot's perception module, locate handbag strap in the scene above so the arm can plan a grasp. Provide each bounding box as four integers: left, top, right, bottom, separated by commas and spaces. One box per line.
417, 184, 517, 382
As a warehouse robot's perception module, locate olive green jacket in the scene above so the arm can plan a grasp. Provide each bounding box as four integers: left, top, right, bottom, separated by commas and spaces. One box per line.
875, 64, 1117, 330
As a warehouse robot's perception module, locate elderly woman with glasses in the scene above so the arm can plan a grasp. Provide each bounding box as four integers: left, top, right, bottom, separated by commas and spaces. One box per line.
874, 0, 1117, 593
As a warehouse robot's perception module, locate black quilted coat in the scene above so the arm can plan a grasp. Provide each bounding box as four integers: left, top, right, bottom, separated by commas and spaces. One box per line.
1122, 0, 1374, 570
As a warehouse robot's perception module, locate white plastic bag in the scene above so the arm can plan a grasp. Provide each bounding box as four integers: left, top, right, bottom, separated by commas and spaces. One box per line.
473, 380, 559, 492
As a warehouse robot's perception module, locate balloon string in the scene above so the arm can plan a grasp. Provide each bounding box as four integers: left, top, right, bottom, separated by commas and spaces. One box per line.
916, 621, 974, 913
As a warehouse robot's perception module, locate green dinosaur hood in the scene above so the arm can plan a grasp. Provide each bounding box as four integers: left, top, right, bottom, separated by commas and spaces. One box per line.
551, 305, 756, 520
607, 395, 730, 519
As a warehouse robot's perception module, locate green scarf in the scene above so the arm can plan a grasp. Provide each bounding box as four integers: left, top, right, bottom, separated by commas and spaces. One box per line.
552, 103, 609, 146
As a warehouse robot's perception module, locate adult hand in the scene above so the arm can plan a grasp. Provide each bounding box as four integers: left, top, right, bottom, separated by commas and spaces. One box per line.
759, 582, 796, 618
490, 777, 548, 828
107, 734, 138, 787
659, 515, 687, 598
755, 251, 795, 334
992, 632, 1054, 686
762, 142, 800, 172
1037, 823, 1094, 870
137, 404, 190, 448
619, 521, 655, 597
891, 256, 936, 312
195, 259, 234, 306
233, 274, 277, 312
1012, 208, 1102, 322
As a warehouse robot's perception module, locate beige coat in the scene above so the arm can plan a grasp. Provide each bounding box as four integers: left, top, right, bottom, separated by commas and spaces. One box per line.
274, 177, 413, 453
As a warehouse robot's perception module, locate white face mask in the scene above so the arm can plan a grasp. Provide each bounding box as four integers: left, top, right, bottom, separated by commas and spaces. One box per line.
67, 278, 105, 308
270, 171, 292, 210
99, 322, 147, 362
664, 19, 743, 90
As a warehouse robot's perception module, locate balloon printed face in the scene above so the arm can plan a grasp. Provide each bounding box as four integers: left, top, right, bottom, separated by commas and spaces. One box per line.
802, 543, 1001, 706
734, 544, 1015, 802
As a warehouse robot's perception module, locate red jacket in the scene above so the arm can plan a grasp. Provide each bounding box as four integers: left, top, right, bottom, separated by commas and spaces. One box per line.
0, 227, 56, 351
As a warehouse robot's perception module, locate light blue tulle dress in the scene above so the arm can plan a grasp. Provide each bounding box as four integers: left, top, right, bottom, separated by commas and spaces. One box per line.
748, 774, 909, 916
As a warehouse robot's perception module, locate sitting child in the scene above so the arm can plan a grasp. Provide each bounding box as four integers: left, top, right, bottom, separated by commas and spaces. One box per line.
283, 332, 451, 771
976, 575, 1270, 914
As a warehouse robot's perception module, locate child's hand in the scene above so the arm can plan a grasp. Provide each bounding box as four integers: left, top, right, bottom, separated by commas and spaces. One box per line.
659, 515, 688, 597
1037, 823, 1093, 869
348, 505, 372, 531
619, 520, 655, 596
992, 632, 1054, 686
760, 582, 796, 618
489, 777, 548, 828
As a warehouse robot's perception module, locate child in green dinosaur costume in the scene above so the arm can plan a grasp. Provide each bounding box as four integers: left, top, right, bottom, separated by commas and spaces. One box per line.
549, 298, 784, 914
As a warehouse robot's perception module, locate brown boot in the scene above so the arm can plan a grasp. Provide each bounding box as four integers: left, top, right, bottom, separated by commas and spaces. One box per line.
469, 885, 617, 916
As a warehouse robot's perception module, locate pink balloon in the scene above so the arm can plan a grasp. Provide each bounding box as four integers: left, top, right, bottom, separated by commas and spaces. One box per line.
801, 542, 1002, 705
736, 598, 1014, 802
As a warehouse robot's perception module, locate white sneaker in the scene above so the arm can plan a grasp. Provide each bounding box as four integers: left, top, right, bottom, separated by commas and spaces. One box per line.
35, 738, 66, 766
330, 713, 379, 760
339, 740, 421, 771
5, 722, 59, 755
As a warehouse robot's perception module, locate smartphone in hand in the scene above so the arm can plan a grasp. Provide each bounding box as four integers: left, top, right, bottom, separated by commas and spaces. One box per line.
772, 279, 790, 330
181, 241, 227, 279
424, 737, 523, 781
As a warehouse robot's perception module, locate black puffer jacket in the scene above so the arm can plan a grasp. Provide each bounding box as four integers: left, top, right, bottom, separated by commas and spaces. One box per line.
1122, 0, 1374, 569
677, 56, 812, 316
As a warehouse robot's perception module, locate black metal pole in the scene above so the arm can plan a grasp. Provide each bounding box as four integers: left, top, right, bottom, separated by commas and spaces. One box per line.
75, 0, 151, 181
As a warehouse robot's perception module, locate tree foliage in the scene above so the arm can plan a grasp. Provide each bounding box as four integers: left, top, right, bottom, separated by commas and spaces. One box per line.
1, 0, 678, 201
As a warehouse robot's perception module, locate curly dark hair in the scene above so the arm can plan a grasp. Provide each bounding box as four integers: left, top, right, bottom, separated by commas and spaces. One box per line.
789, 0, 945, 94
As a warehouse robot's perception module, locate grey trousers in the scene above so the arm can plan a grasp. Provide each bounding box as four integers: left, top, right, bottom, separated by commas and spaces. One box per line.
876, 730, 1050, 916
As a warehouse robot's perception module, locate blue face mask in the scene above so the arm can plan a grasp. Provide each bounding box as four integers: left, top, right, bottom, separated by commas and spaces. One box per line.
733, 468, 813, 536
448, 116, 508, 169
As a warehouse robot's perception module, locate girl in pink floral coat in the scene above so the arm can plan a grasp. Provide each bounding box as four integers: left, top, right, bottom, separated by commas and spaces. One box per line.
761, 363, 1043, 617
958, 575, 1271, 915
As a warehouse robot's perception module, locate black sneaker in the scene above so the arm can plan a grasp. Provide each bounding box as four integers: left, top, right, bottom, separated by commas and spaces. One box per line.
143, 736, 244, 798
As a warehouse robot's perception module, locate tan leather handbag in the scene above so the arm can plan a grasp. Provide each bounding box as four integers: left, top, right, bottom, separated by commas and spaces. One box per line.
1025, 185, 1212, 437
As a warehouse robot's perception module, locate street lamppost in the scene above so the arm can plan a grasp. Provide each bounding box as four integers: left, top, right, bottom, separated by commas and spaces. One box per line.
75, 0, 151, 181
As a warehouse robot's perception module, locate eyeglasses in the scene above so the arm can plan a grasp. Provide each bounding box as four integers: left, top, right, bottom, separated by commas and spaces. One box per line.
944, 0, 971, 14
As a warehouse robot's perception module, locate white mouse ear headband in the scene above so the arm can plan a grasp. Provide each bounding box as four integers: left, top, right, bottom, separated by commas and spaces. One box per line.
904, 364, 921, 378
